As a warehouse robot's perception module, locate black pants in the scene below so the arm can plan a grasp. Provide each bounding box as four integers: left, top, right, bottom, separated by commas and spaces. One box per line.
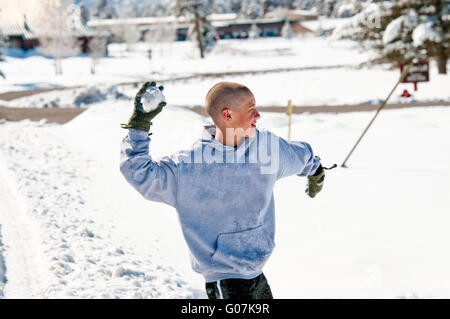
205, 273, 273, 299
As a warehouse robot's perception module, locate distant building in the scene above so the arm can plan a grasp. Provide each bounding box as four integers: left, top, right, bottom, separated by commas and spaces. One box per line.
0, 16, 109, 53
88, 10, 317, 41
0, 16, 39, 50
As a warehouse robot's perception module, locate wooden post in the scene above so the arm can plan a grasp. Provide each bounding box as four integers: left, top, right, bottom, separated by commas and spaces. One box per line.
341, 63, 412, 168
287, 99, 293, 141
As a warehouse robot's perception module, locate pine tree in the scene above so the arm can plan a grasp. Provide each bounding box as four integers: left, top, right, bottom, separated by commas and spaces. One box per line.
410, 0, 449, 74
172, 0, 215, 59
80, 3, 90, 25
241, 0, 263, 19
0, 28, 5, 62
333, 0, 449, 74
0, 28, 5, 79
96, 0, 117, 19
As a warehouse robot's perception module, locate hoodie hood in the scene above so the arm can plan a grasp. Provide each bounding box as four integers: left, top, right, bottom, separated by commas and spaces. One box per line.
199, 124, 258, 154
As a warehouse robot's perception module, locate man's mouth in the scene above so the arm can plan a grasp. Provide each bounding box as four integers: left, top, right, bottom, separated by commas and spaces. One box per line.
251, 123, 256, 128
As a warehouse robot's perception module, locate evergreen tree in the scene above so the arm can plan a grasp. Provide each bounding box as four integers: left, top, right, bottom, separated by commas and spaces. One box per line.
80, 3, 90, 25
0, 28, 5, 62
96, 0, 117, 19
172, 0, 215, 59
333, 0, 449, 74
0, 27, 5, 79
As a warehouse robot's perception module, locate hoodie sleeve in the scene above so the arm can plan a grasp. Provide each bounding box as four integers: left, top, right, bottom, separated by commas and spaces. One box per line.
120, 129, 178, 207
277, 137, 320, 180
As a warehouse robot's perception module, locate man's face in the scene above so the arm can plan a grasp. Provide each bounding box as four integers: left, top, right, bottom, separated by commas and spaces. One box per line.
227, 92, 261, 138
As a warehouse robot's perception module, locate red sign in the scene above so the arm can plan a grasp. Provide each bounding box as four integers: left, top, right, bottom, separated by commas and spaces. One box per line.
400, 61, 429, 83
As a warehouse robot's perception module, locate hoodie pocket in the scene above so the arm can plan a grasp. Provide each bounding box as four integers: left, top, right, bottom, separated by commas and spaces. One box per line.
211, 225, 275, 275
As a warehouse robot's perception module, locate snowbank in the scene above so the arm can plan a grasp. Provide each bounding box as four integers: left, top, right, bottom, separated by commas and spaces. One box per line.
7, 85, 130, 108
1, 100, 450, 298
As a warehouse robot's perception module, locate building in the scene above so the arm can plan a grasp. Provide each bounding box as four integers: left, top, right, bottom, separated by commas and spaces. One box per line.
0, 15, 109, 53
88, 10, 318, 41
0, 16, 39, 50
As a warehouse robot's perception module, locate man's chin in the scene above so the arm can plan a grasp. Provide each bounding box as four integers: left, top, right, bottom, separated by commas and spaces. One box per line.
245, 127, 256, 138
227, 126, 256, 138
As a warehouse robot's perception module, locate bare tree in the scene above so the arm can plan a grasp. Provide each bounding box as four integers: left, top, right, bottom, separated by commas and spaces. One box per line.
249, 23, 261, 39
281, 20, 293, 39
34, 0, 81, 75
88, 37, 107, 74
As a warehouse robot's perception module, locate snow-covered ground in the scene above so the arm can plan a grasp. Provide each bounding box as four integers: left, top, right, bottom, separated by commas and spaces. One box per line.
0, 38, 365, 95
0, 34, 449, 299
0, 101, 449, 298
2, 38, 448, 108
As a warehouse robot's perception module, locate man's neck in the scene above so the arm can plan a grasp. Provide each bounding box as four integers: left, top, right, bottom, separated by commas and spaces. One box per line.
214, 127, 244, 148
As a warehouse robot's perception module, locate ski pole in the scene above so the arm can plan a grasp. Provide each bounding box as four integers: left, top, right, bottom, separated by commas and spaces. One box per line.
341, 63, 412, 168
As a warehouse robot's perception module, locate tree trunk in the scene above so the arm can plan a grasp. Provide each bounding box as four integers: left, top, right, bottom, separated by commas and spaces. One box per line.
54, 59, 62, 75
194, 14, 204, 59
436, 51, 447, 74
91, 58, 96, 74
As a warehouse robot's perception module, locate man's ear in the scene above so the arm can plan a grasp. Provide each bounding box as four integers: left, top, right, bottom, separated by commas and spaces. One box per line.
221, 108, 232, 121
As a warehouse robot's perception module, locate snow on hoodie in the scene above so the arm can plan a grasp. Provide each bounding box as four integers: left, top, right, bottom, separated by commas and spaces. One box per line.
120, 125, 320, 282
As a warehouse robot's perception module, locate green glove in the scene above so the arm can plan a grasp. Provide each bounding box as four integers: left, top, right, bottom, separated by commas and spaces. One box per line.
121, 81, 167, 132
305, 162, 325, 198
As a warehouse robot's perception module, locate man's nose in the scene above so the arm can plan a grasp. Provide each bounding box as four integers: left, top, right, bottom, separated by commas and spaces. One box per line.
255, 110, 261, 120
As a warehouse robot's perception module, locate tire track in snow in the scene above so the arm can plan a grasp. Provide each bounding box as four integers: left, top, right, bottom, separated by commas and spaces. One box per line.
0, 120, 203, 298
0, 226, 6, 297
0, 158, 48, 298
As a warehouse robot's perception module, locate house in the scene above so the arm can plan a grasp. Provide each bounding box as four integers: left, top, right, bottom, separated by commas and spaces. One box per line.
0, 16, 39, 50
88, 10, 318, 41
0, 15, 109, 53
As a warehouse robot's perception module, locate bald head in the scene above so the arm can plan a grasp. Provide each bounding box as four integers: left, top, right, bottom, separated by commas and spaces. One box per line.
205, 82, 253, 123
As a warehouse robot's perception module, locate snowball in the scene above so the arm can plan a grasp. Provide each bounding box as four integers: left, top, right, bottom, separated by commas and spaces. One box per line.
141, 86, 166, 112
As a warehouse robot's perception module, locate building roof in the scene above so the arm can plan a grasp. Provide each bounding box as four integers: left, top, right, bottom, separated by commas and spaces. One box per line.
88, 11, 317, 29
88, 13, 240, 28
0, 18, 109, 39
0, 19, 36, 39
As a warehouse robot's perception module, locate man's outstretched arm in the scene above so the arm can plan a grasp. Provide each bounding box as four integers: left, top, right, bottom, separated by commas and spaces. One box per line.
119, 82, 178, 207
276, 137, 325, 198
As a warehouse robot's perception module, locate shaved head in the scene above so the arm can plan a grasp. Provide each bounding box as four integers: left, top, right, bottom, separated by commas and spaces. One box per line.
205, 82, 253, 123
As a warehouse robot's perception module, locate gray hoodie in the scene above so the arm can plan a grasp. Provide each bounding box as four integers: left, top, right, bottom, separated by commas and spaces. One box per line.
120, 125, 320, 282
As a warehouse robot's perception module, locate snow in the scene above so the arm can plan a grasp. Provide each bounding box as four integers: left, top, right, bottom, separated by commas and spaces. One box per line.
302, 18, 351, 33
7, 62, 449, 109
141, 86, 166, 112
1, 32, 450, 299
7, 36, 448, 110
331, 3, 383, 40
0, 38, 367, 94
0, 226, 5, 297
1, 101, 450, 298
383, 16, 404, 44
0, 112, 205, 298
412, 23, 442, 47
